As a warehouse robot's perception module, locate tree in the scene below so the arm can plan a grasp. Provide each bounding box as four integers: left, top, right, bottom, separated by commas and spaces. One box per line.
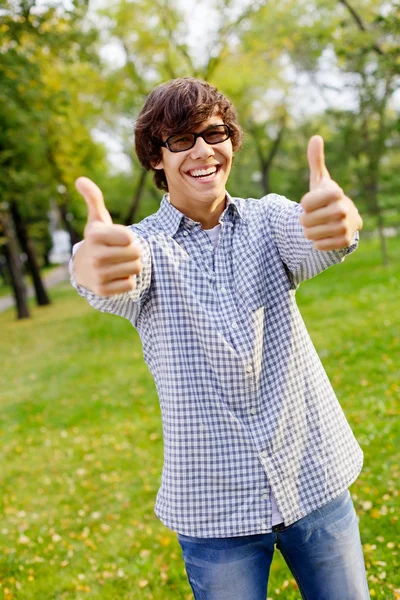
326, 0, 400, 263
0, 0, 110, 315
0, 205, 30, 319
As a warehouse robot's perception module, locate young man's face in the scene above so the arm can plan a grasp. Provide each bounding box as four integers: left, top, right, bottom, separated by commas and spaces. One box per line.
154, 114, 233, 218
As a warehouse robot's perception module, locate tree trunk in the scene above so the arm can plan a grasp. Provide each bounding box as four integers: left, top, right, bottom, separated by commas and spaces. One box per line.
0, 255, 10, 286
0, 209, 30, 319
376, 211, 389, 266
45, 138, 81, 248
260, 163, 270, 196
251, 117, 286, 197
124, 169, 148, 225
11, 201, 51, 306
364, 160, 389, 266
58, 203, 81, 248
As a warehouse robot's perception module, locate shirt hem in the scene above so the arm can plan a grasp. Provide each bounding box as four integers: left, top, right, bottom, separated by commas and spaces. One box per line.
153, 452, 364, 538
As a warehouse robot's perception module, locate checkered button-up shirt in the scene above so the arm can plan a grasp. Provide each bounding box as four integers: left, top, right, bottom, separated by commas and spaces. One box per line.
71, 193, 363, 538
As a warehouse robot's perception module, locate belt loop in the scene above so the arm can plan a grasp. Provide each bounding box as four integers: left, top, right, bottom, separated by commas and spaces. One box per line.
272, 522, 285, 532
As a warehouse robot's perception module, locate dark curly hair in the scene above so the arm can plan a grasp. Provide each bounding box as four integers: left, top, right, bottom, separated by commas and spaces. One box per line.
134, 78, 243, 191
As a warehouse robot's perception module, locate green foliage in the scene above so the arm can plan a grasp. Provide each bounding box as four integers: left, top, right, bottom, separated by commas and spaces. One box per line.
0, 0, 109, 249
0, 0, 399, 254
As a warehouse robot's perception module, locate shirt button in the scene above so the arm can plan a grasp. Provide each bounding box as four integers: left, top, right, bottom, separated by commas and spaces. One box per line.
250, 407, 257, 415
183, 231, 189, 237
231, 321, 238, 330
208, 246, 213, 252
260, 522, 268, 530
220, 287, 227, 294
261, 451, 268, 459
262, 493, 269, 500
246, 364, 253, 373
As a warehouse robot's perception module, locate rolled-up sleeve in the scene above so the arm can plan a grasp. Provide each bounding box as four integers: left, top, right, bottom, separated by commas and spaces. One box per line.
263, 194, 359, 287
69, 232, 152, 324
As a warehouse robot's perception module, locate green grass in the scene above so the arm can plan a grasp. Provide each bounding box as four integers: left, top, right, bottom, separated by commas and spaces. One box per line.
0, 237, 399, 600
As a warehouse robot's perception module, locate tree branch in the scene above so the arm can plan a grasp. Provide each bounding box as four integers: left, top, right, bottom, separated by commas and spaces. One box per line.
155, 0, 195, 75
121, 42, 150, 97
203, 0, 265, 80
338, 0, 384, 56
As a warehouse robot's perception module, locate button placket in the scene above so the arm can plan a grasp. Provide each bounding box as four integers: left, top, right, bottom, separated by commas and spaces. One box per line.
261, 485, 269, 501
195, 228, 215, 274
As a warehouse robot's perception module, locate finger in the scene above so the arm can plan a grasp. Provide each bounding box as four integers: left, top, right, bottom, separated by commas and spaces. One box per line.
91, 244, 142, 269
301, 184, 343, 213
94, 277, 136, 297
300, 200, 346, 227
303, 221, 347, 242
76, 176, 113, 225
85, 223, 136, 248
307, 135, 331, 191
92, 244, 141, 269
98, 259, 142, 283
312, 236, 353, 251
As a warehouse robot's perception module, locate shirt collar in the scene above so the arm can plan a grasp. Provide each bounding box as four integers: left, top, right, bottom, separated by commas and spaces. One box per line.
156, 192, 244, 237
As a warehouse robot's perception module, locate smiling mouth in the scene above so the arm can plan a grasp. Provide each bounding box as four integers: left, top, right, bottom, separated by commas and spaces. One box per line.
187, 165, 220, 180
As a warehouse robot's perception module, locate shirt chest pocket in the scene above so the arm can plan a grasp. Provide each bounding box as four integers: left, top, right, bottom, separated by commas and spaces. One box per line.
233, 240, 291, 313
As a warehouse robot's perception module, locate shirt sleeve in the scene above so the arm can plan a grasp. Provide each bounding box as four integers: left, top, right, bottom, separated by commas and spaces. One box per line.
263, 194, 359, 287
69, 232, 152, 324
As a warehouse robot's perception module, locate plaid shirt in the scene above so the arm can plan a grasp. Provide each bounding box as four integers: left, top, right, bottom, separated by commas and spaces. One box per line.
71, 193, 363, 538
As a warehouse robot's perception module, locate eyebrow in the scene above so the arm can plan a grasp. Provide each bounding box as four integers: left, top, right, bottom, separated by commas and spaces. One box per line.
162, 121, 225, 142
179, 122, 225, 135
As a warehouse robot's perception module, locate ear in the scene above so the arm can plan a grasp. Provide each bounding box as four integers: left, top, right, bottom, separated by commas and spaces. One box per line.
151, 158, 164, 171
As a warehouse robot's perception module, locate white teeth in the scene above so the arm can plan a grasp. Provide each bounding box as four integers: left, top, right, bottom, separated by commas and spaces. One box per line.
189, 166, 217, 178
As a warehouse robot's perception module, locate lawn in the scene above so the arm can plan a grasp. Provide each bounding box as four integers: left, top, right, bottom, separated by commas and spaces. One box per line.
0, 236, 399, 600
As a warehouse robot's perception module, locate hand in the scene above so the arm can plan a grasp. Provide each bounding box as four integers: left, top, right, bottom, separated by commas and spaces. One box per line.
299, 136, 363, 251
73, 177, 142, 296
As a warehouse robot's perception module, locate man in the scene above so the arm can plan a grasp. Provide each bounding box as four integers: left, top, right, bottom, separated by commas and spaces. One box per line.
71, 78, 369, 599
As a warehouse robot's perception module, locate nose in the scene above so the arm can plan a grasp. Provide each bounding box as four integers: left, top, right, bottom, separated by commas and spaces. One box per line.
189, 135, 215, 159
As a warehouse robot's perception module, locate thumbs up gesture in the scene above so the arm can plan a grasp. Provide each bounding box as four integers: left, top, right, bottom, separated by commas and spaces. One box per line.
73, 177, 142, 296
299, 136, 363, 251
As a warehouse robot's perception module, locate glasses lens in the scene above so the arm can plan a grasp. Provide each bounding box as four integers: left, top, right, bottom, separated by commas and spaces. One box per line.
203, 125, 229, 144
165, 125, 230, 152
168, 133, 195, 152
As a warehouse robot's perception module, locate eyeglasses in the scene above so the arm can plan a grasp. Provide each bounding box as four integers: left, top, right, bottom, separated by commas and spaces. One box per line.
160, 124, 231, 153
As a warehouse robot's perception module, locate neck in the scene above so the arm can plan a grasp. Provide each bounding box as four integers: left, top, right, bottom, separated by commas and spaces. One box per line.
169, 194, 226, 229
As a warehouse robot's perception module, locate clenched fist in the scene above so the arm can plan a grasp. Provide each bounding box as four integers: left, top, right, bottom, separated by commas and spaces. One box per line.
300, 136, 363, 251
73, 177, 142, 296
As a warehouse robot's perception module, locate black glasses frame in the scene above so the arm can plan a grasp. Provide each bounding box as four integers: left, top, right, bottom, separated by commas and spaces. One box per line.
160, 124, 231, 153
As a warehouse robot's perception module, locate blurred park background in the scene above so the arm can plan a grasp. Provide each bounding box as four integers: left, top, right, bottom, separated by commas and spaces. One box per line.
0, 0, 399, 598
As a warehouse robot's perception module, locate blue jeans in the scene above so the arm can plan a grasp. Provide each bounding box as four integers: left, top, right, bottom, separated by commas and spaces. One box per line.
177, 490, 370, 600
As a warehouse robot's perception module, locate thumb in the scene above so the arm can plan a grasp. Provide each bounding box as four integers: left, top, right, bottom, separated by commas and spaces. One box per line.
307, 135, 331, 191
75, 177, 113, 225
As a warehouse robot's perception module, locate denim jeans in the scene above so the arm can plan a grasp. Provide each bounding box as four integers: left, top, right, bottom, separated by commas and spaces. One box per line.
177, 490, 370, 600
